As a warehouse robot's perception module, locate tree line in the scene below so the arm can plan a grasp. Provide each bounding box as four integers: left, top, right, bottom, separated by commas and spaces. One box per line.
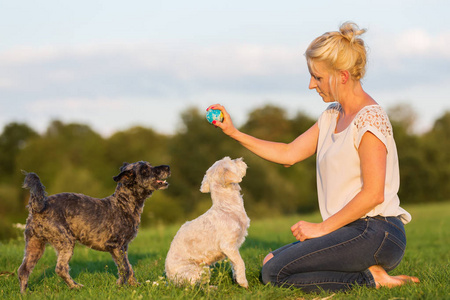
0, 104, 449, 240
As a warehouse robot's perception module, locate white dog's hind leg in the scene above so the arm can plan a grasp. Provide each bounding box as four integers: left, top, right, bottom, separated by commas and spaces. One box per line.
171, 263, 210, 286
222, 248, 248, 288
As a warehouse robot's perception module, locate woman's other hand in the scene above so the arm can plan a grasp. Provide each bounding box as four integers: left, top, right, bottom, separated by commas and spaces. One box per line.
291, 220, 327, 241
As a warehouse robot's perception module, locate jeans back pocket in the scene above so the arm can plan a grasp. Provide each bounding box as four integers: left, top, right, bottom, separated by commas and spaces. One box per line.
374, 231, 406, 271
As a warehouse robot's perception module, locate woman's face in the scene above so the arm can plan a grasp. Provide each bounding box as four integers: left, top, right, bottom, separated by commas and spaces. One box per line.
308, 61, 336, 103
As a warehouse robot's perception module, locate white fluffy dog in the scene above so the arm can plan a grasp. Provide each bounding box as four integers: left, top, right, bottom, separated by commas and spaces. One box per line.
165, 157, 250, 288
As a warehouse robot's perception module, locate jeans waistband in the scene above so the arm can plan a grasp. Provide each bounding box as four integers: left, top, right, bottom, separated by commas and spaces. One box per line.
370, 215, 402, 222
367, 215, 406, 237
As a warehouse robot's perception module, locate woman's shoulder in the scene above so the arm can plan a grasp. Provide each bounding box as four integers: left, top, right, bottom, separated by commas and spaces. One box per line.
353, 105, 393, 137
318, 103, 341, 126
325, 102, 342, 114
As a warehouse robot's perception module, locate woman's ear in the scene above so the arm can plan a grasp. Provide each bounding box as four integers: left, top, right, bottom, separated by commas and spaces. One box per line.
340, 70, 350, 84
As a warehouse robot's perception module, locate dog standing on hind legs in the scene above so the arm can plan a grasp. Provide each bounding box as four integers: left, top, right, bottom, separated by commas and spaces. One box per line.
165, 157, 250, 288
18, 161, 170, 293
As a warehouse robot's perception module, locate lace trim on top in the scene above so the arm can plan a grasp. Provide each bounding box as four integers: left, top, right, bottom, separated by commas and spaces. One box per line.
324, 103, 393, 148
354, 105, 392, 138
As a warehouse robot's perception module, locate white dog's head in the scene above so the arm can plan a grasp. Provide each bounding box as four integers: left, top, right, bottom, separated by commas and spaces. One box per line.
200, 157, 247, 193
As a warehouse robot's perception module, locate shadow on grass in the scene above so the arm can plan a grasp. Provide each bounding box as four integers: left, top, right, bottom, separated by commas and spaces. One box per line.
22, 236, 290, 292
27, 251, 162, 291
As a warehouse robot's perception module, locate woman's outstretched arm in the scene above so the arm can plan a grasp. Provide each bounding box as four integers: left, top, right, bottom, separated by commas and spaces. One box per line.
207, 104, 319, 167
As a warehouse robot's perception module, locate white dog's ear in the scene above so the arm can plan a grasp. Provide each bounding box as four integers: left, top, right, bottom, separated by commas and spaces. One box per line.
223, 167, 242, 185
200, 175, 210, 193
234, 158, 247, 173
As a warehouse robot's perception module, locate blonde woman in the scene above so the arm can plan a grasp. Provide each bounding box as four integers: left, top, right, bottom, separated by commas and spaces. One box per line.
207, 22, 419, 292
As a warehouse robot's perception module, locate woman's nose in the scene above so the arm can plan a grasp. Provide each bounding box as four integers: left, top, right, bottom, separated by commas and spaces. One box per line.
309, 77, 316, 90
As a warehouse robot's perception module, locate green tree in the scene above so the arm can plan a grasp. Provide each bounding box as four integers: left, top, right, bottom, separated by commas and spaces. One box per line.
388, 105, 430, 203
0, 123, 38, 182
284, 111, 317, 212
105, 126, 174, 226
167, 107, 241, 218
2, 103, 447, 240
238, 105, 317, 217
422, 111, 450, 201
16, 120, 109, 197
106, 126, 171, 189
106, 126, 170, 164
240, 105, 294, 142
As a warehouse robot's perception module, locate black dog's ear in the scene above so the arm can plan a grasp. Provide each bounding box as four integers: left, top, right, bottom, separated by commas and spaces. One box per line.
113, 169, 135, 184
119, 162, 130, 172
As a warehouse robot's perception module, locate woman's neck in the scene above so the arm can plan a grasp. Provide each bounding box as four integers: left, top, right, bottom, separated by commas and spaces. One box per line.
334, 81, 377, 133
338, 81, 376, 117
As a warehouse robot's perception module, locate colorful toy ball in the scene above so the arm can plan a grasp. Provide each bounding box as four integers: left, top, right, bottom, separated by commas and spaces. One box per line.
206, 109, 224, 124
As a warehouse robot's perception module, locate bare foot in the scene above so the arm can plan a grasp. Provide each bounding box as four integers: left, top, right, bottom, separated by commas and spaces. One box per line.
263, 253, 274, 266
368, 265, 419, 288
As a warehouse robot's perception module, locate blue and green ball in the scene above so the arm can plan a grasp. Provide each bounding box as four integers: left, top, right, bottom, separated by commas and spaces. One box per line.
206, 109, 224, 124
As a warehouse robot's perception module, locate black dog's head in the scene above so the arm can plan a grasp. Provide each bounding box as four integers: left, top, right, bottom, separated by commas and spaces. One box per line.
113, 161, 170, 192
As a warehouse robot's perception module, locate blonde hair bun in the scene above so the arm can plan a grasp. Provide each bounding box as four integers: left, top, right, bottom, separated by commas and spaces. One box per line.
305, 21, 368, 81
339, 22, 366, 45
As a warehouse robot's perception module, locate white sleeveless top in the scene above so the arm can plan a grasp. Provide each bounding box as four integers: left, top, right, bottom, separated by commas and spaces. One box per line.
316, 103, 411, 224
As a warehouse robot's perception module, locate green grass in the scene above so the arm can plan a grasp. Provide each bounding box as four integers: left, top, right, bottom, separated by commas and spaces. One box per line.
1, 201, 449, 299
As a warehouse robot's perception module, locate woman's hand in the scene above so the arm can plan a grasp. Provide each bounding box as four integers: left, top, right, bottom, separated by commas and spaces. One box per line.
291, 220, 328, 242
206, 104, 238, 137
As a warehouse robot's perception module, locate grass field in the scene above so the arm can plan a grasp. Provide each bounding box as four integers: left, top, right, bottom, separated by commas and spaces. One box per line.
0, 201, 449, 299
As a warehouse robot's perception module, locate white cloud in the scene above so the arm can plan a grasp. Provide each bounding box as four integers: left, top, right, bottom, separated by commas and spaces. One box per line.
0, 41, 308, 103
27, 98, 126, 113
0, 77, 16, 88
395, 29, 450, 58
1, 41, 305, 78
371, 28, 450, 60
1, 27, 449, 135
177, 44, 305, 79
2, 28, 448, 94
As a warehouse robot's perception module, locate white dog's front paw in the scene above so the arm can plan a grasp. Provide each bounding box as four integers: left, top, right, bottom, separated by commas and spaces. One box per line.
237, 278, 248, 289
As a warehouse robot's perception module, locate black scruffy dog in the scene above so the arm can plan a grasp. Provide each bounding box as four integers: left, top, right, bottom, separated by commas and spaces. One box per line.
18, 161, 170, 293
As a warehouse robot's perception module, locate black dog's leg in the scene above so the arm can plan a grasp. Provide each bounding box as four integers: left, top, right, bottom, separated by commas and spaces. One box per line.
110, 247, 139, 286
124, 247, 139, 286
18, 236, 46, 293
54, 244, 83, 289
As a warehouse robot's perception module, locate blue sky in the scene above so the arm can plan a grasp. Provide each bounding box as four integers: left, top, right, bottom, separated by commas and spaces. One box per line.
1, 0, 449, 136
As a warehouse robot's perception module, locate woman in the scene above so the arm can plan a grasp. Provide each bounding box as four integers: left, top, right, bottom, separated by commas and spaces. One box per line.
207, 22, 419, 292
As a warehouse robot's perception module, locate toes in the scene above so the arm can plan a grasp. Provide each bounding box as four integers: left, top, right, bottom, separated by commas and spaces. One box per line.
393, 275, 420, 284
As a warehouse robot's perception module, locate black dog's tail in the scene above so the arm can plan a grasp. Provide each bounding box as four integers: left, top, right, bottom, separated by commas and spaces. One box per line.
22, 171, 48, 214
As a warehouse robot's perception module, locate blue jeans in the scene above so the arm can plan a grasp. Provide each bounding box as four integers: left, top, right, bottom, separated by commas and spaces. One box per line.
261, 216, 406, 293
